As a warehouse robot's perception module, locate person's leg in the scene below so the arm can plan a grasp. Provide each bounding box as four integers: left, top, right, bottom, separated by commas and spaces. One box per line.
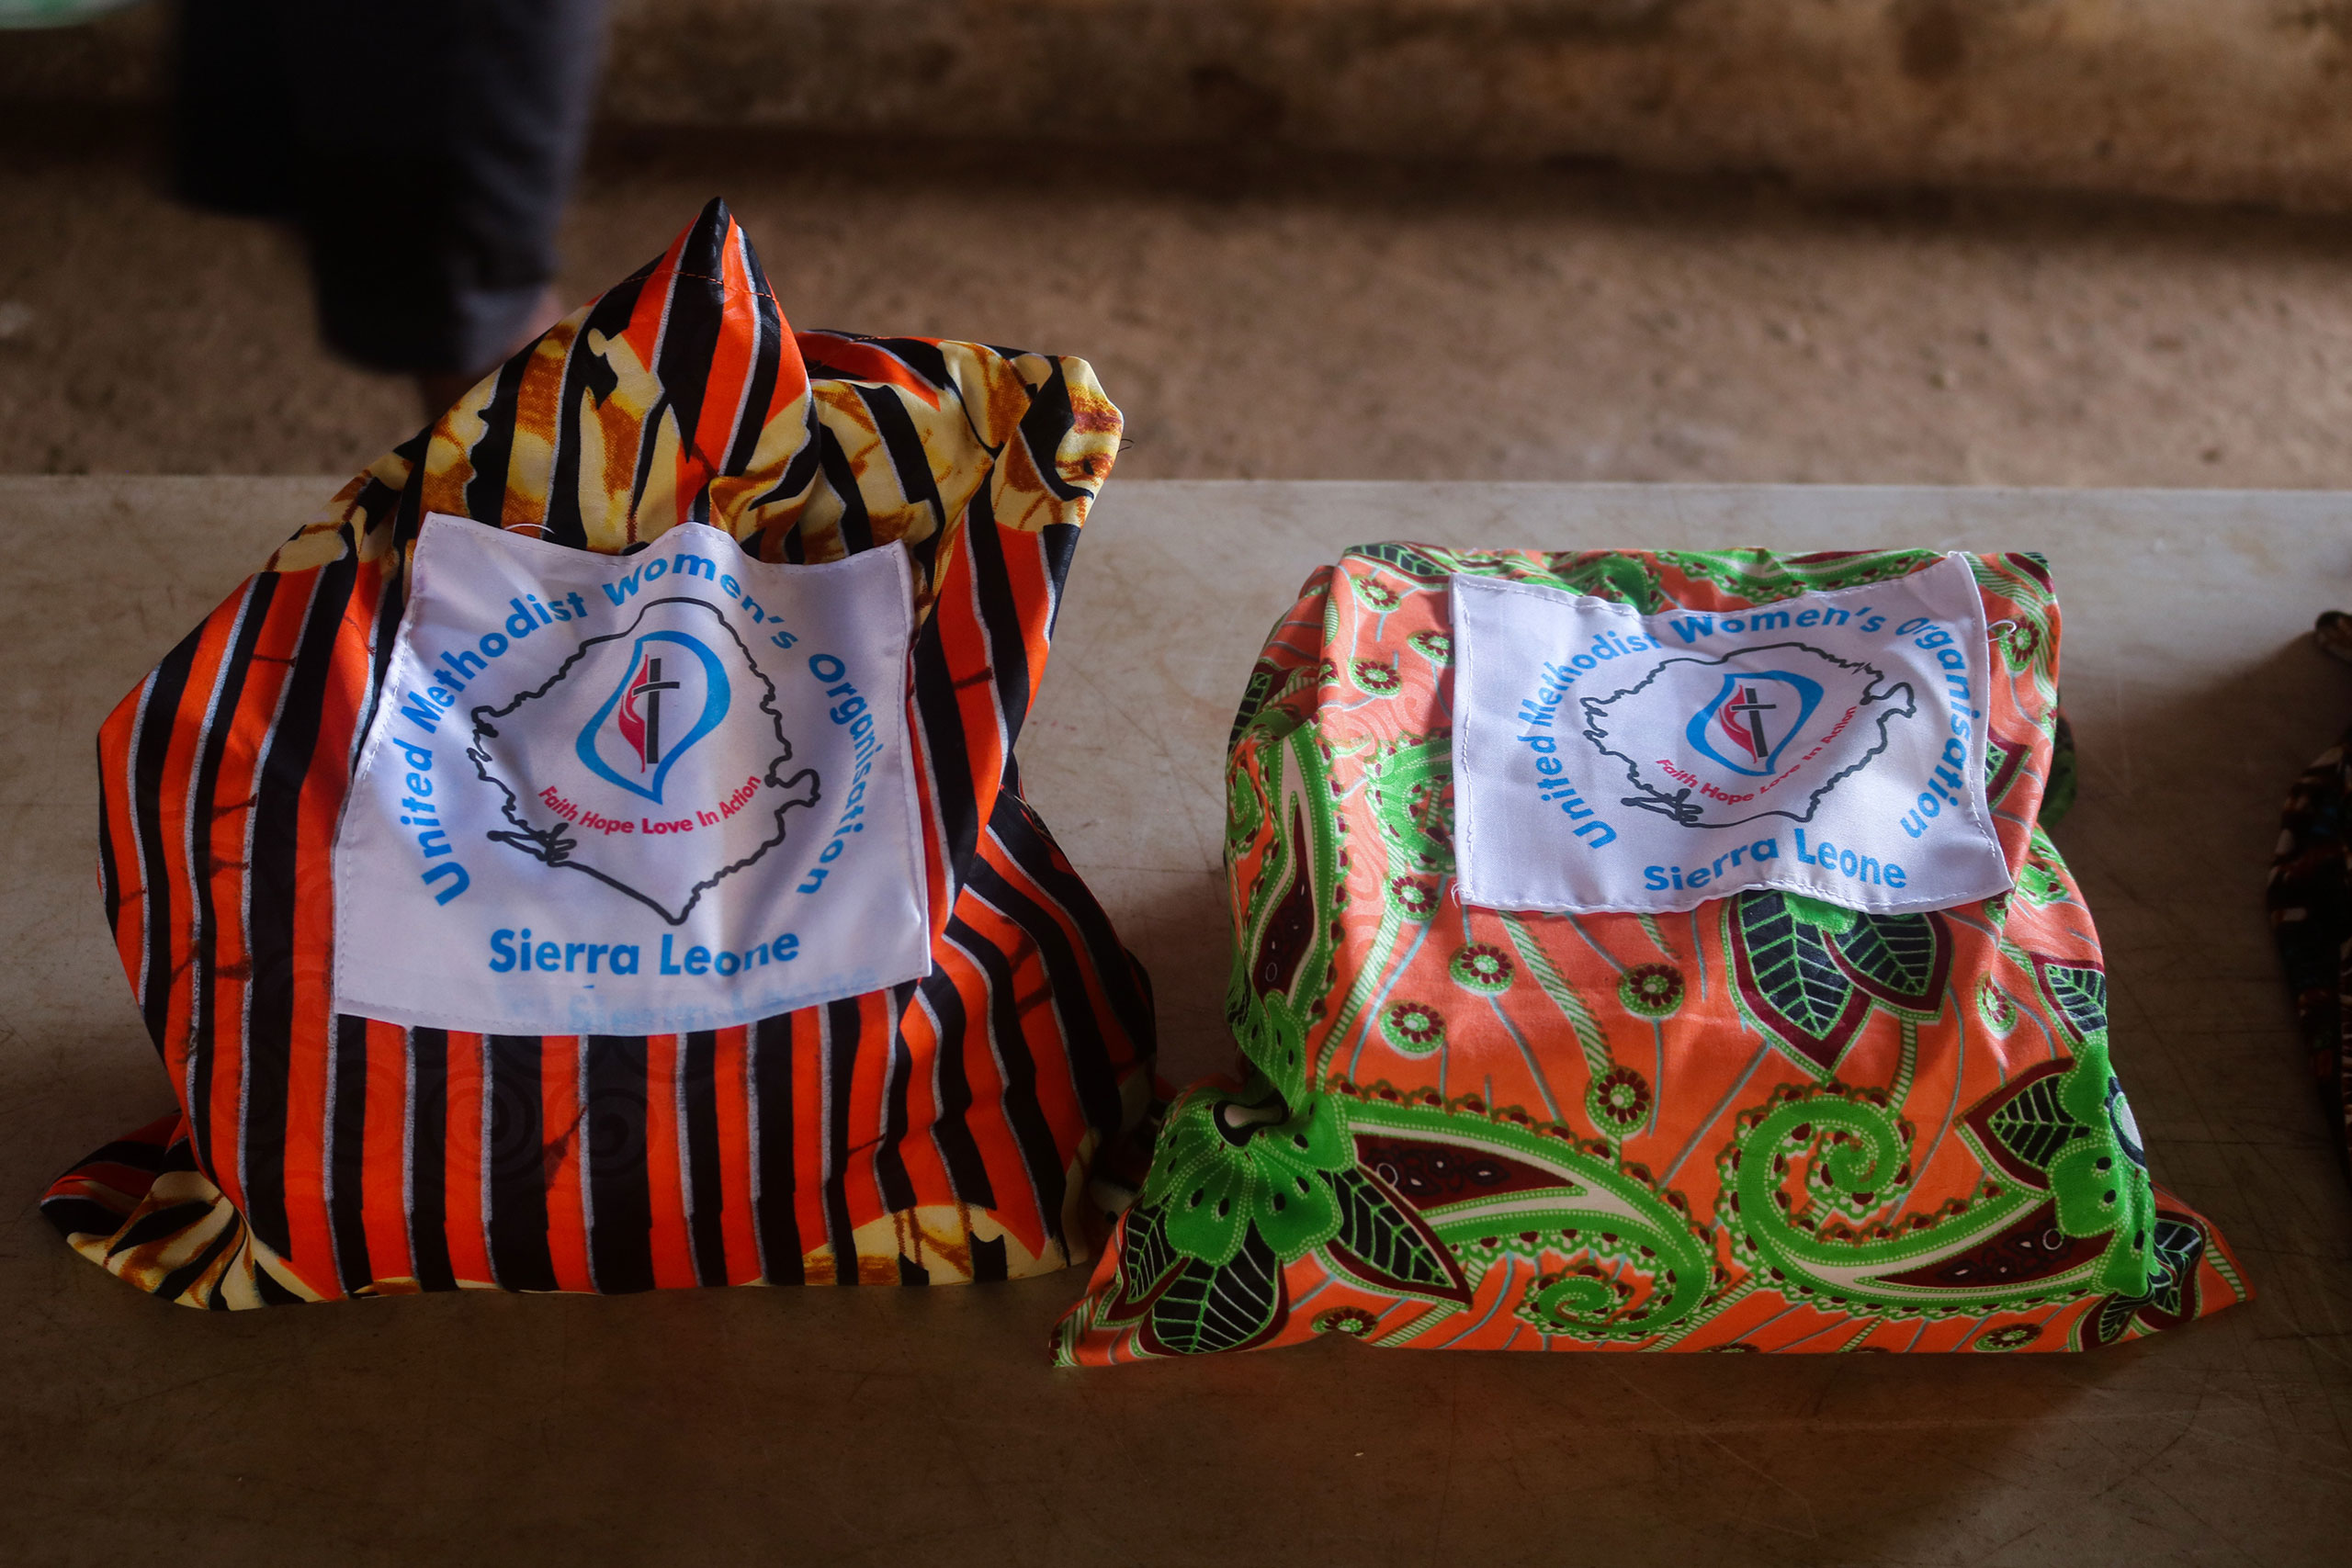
172, 0, 297, 218
277, 0, 608, 409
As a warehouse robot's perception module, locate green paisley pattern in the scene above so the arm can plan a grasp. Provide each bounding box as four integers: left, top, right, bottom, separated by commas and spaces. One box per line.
1060, 546, 2238, 1364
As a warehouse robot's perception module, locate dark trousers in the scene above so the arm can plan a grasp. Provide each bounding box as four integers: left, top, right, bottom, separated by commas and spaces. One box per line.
174, 0, 607, 376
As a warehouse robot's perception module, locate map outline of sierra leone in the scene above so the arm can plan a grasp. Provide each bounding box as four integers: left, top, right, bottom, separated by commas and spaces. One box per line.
1579, 639, 1917, 830
464, 594, 822, 925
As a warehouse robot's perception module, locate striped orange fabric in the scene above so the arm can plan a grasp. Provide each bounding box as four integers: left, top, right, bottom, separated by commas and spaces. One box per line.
44, 199, 1157, 1307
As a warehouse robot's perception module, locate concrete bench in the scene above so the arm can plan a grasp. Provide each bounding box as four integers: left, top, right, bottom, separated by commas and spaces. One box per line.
2, 476, 2347, 1562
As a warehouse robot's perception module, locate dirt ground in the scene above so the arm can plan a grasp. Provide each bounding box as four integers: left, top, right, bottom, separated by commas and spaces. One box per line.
7, 120, 2352, 490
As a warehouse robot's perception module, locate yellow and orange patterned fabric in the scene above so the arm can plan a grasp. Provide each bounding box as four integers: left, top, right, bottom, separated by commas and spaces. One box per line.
1057, 546, 2245, 1360
45, 199, 1156, 1306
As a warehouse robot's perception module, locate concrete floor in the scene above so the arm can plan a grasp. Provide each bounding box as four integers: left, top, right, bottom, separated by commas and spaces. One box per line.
10, 124, 2352, 489
3, 476, 2348, 1566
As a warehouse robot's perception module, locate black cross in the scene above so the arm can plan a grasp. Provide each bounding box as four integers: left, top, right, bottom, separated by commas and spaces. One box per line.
1724, 683, 1777, 760
631, 656, 680, 767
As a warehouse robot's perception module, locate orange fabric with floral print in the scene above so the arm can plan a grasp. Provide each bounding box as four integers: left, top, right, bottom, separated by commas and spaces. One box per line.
1057, 546, 2245, 1361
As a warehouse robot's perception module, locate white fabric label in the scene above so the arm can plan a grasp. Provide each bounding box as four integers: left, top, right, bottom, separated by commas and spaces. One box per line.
334, 514, 930, 1034
1452, 553, 2011, 914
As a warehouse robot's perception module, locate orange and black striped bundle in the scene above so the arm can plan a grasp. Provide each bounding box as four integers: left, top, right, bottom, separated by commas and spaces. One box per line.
44, 199, 1158, 1307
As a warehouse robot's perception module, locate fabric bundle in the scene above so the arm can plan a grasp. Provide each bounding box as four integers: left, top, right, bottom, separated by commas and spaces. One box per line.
2267, 613, 2352, 1187
45, 199, 1157, 1306
1057, 545, 2245, 1360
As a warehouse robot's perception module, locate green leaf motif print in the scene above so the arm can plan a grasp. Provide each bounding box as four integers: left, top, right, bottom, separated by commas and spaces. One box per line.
2034, 956, 2109, 1043
1147, 1226, 1288, 1356
1981, 1071, 2082, 1173
1141, 1087, 1355, 1267
1325, 1168, 1472, 1304
1728, 892, 1957, 1074
2087, 1213, 2206, 1347
1827, 910, 1951, 1018
1729, 891, 1869, 1076
2046, 1034, 2157, 1296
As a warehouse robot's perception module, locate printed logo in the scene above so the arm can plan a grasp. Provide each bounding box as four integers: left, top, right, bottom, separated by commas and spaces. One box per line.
1582, 642, 1916, 829
335, 515, 928, 1039
1449, 557, 2009, 918
578, 631, 730, 802
469, 597, 820, 924
1687, 671, 1822, 777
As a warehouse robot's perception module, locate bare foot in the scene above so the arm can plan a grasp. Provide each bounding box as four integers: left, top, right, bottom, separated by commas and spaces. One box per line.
415, 284, 568, 419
